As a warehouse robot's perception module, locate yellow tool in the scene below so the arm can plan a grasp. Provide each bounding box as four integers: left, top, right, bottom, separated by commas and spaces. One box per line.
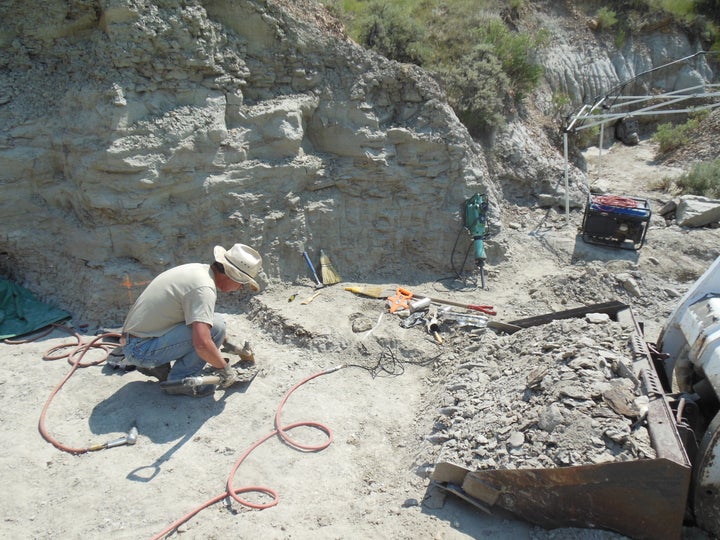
301, 291, 321, 304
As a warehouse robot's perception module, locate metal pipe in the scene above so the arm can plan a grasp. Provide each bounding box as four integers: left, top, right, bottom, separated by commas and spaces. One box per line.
106, 426, 138, 448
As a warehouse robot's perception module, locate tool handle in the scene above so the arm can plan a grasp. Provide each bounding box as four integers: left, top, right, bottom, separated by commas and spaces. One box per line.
429, 296, 495, 315
302, 251, 322, 286
395, 287, 496, 315
160, 374, 222, 388
465, 303, 496, 315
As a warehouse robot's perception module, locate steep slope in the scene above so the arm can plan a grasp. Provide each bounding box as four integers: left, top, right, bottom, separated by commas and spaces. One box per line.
0, 0, 716, 324
0, 0, 501, 323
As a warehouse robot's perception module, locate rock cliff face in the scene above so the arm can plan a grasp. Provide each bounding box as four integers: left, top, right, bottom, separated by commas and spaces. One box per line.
1, 0, 502, 323
0, 0, 714, 324
536, 4, 714, 106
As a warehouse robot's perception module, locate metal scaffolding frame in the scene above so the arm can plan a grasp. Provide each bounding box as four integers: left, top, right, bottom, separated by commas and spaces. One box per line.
560, 51, 720, 223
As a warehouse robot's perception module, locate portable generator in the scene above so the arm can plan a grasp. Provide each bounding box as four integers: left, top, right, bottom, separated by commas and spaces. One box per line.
581, 194, 651, 250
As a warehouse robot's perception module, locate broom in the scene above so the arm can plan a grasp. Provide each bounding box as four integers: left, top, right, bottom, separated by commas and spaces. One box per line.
344, 284, 396, 298
320, 249, 342, 285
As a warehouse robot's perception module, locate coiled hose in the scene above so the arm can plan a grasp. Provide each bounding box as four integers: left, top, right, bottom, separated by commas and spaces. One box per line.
7, 325, 346, 537
149, 364, 345, 540
6, 324, 121, 454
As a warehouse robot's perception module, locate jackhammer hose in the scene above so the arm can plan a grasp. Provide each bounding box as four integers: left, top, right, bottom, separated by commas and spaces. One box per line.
150, 364, 346, 540
11, 325, 121, 455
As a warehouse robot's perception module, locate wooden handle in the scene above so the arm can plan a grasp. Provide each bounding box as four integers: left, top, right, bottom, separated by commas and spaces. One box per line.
390, 286, 496, 316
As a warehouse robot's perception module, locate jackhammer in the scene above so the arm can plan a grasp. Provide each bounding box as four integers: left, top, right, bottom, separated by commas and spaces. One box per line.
159, 364, 258, 393
464, 193, 488, 289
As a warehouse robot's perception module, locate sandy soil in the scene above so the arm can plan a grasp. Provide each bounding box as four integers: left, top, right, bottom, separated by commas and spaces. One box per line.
1, 138, 719, 540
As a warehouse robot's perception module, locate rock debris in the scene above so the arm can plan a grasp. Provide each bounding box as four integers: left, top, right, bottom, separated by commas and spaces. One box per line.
427, 316, 655, 472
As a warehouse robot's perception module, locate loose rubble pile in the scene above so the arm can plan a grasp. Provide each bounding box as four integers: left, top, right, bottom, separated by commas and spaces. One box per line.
428, 315, 655, 472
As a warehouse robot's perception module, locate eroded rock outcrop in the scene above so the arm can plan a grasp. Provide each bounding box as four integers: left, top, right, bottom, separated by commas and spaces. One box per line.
0, 0, 500, 322
0, 0, 714, 324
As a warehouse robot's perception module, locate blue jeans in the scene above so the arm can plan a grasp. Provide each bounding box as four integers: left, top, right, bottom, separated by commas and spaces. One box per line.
123, 315, 226, 381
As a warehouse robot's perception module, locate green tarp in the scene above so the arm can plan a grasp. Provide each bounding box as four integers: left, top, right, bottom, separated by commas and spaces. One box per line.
0, 279, 70, 340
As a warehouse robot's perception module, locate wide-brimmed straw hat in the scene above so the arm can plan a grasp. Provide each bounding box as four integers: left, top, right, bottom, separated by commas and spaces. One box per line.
213, 244, 263, 291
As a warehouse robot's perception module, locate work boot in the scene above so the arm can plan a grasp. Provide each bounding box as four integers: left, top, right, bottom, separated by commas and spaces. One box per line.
107, 346, 135, 371
163, 384, 216, 398
136, 363, 172, 382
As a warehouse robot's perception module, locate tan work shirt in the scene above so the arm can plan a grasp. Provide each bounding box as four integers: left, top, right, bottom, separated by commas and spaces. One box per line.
122, 263, 217, 338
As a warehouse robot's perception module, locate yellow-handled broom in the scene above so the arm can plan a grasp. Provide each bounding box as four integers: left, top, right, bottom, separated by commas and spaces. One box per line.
320, 249, 342, 285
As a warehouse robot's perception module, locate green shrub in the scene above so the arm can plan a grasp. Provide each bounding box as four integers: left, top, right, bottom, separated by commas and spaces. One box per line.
676, 159, 720, 198
649, 174, 679, 194
653, 119, 697, 153
355, 2, 428, 64
653, 111, 709, 154
649, 0, 696, 18
436, 42, 510, 135
615, 27, 627, 48
574, 124, 601, 150
551, 92, 572, 121
596, 7, 618, 31
476, 18, 547, 100
653, 122, 687, 153
320, 1, 549, 133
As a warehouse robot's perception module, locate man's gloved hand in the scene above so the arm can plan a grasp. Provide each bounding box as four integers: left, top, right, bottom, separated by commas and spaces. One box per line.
217, 363, 238, 388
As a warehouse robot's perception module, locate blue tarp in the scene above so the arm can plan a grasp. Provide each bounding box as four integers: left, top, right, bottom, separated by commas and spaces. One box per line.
0, 279, 70, 340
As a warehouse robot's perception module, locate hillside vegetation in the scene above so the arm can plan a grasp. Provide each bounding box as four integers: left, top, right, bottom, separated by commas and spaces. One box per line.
322, 0, 720, 199
322, 0, 720, 137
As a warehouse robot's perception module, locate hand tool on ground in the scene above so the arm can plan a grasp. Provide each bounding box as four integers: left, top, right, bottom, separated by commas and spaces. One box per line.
222, 341, 255, 364
301, 291, 321, 304
320, 249, 342, 285
464, 193, 489, 289
409, 297, 431, 313
439, 308, 489, 328
345, 284, 496, 315
344, 285, 395, 299
386, 287, 413, 313
398, 287, 496, 316
426, 306, 442, 344
89, 425, 138, 451
238, 341, 255, 363
302, 251, 324, 288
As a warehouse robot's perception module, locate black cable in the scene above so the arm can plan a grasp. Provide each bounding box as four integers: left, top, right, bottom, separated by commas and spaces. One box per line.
449, 219, 474, 280
345, 345, 438, 379
435, 203, 484, 293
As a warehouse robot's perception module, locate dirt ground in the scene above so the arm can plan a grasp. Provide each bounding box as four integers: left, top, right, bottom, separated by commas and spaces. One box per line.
2, 138, 719, 539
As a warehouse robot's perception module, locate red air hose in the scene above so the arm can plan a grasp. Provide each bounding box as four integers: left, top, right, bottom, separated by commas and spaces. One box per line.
150, 365, 344, 540
7, 325, 343, 537
591, 195, 641, 208
7, 325, 121, 454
